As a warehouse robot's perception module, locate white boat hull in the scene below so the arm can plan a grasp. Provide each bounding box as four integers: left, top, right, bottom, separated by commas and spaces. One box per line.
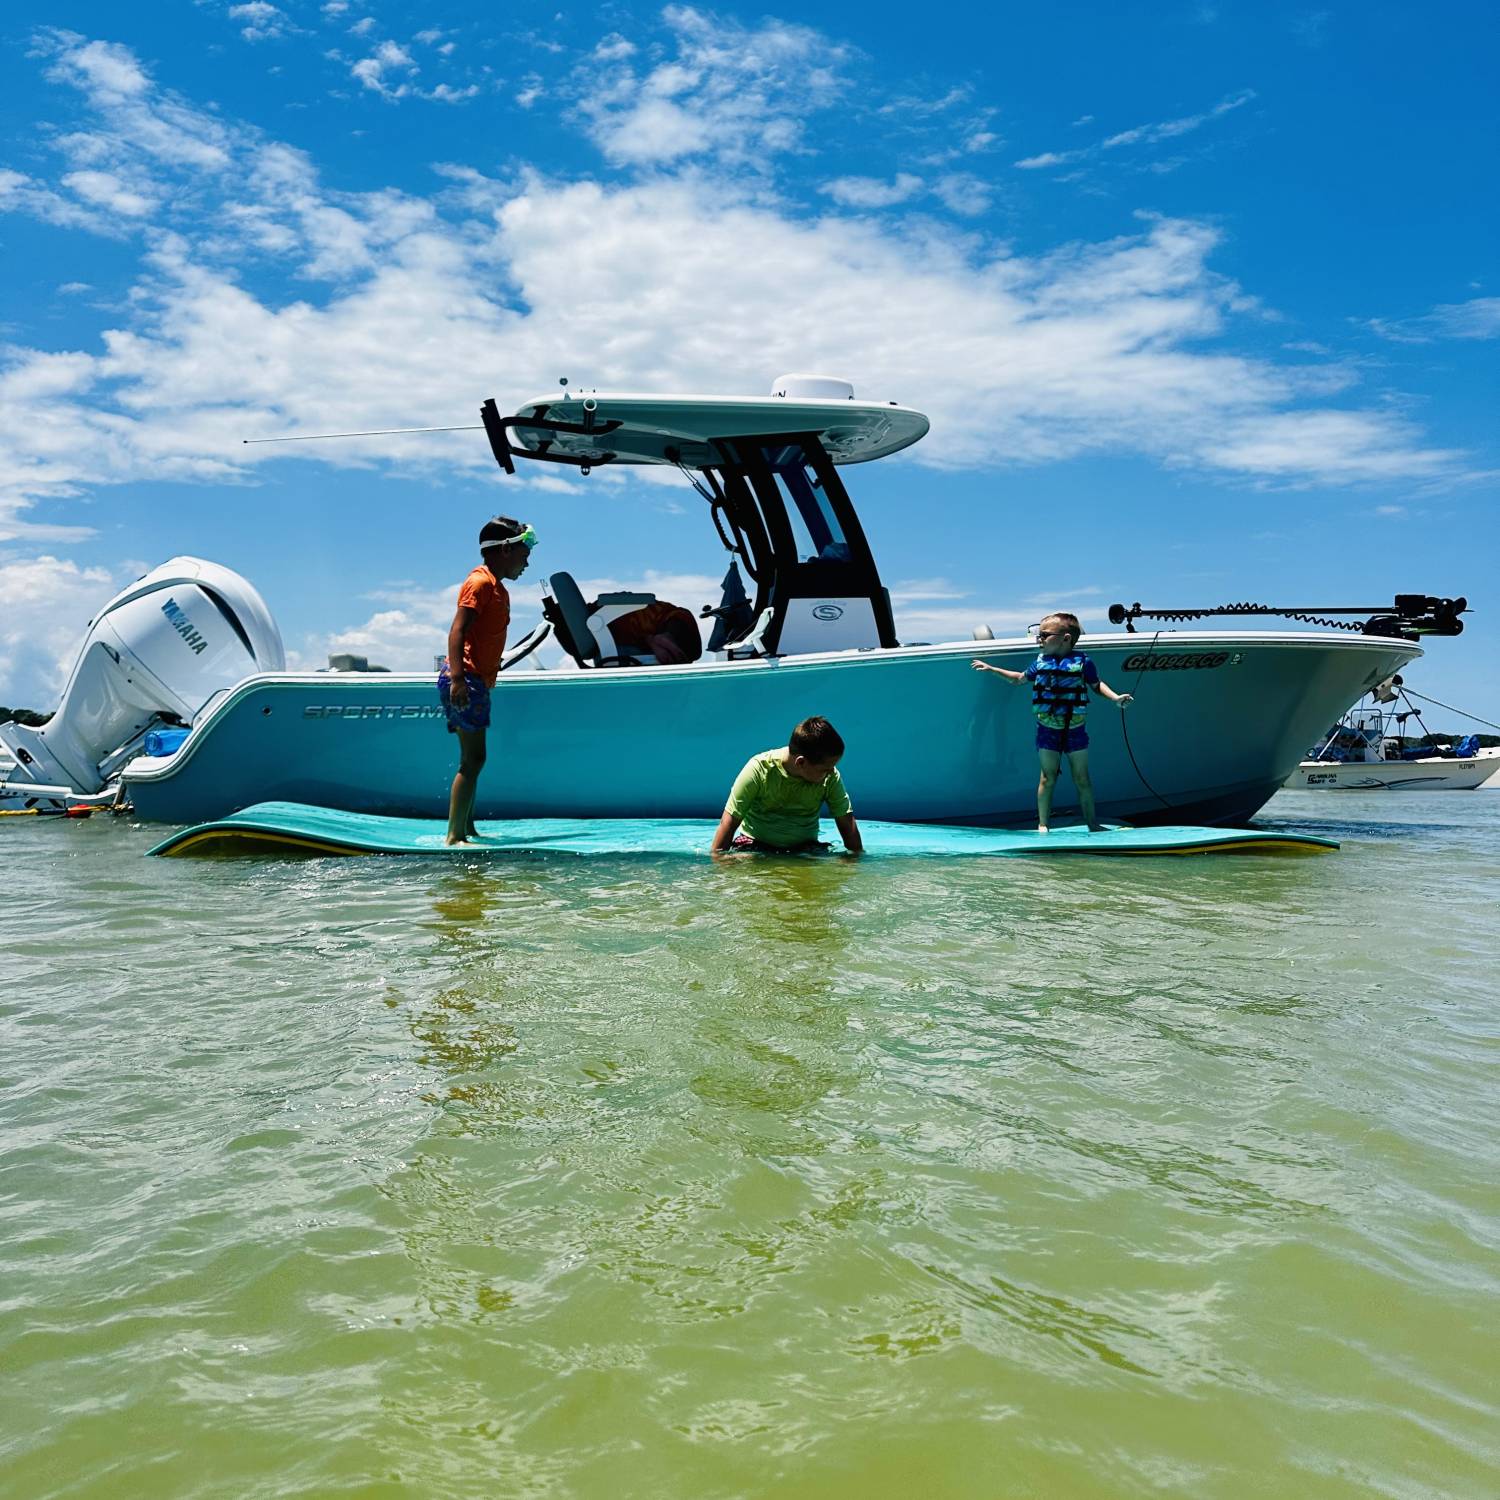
1286, 747, 1500, 791
122, 631, 1419, 826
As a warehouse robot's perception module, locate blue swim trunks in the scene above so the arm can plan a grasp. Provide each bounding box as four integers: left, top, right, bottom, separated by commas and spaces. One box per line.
437, 663, 491, 734
1036, 721, 1088, 753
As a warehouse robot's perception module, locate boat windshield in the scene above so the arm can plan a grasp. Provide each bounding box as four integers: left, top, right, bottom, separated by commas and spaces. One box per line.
761, 443, 850, 564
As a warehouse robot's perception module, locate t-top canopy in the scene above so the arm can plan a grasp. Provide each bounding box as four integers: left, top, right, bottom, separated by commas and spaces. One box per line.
492, 390, 931, 469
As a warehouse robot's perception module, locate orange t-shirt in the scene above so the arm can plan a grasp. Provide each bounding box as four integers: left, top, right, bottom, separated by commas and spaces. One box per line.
607, 602, 701, 659
456, 565, 510, 685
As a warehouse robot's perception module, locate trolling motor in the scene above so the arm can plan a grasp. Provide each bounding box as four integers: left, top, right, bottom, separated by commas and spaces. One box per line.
1107, 595, 1468, 641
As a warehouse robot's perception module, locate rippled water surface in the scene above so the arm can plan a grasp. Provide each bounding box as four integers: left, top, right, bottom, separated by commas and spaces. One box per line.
3, 792, 1498, 1498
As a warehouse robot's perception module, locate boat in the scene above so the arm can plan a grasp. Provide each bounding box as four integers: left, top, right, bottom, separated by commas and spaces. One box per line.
1284, 679, 1500, 790
1, 377, 1452, 826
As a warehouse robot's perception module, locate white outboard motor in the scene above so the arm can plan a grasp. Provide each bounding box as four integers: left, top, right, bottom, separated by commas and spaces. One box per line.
0, 557, 283, 796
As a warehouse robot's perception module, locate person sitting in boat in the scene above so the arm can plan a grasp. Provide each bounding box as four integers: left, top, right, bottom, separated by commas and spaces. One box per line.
710, 716, 863, 855
970, 611, 1132, 833
438, 516, 535, 846
604, 600, 703, 665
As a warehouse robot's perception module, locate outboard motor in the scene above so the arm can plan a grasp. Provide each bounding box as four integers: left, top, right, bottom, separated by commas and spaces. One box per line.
0, 557, 283, 795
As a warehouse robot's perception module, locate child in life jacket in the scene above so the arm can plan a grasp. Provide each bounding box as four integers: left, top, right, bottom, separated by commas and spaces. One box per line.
971, 612, 1132, 832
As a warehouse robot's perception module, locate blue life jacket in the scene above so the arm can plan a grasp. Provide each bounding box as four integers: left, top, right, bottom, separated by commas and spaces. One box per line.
1028, 652, 1096, 725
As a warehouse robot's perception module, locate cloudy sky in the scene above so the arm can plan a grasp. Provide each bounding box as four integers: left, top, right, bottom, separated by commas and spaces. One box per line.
1, 1, 1496, 714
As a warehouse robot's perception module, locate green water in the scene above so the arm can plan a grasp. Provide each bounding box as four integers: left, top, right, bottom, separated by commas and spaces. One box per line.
3, 792, 1498, 1498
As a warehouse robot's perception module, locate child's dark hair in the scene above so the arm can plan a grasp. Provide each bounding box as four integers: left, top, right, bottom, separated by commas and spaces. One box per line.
789, 716, 845, 762
1040, 611, 1082, 644
479, 515, 526, 552
661, 615, 703, 662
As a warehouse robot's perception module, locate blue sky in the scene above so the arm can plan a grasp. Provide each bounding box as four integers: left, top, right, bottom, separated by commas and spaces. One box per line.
1, 0, 1496, 720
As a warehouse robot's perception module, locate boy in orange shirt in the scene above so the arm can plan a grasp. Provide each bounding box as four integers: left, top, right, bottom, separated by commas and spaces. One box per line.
439, 516, 535, 845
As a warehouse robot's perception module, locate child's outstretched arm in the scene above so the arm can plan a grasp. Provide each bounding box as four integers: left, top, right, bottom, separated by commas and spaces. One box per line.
1091, 678, 1133, 706
970, 659, 1027, 683
710, 811, 742, 854
834, 812, 863, 855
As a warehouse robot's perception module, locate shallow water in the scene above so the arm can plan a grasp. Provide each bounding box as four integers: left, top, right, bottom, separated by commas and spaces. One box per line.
2, 791, 1498, 1498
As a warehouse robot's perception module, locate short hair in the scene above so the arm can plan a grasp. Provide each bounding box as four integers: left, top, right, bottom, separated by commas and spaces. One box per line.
479, 515, 526, 552
789, 715, 844, 762
1040, 611, 1082, 644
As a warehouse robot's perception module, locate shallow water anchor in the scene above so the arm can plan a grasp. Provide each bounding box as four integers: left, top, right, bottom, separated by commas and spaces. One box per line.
147, 803, 1338, 859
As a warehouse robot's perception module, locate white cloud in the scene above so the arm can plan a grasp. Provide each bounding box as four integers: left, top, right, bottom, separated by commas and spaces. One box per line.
577, 4, 848, 168
1015, 149, 1085, 171
351, 40, 417, 99
1367, 297, 1500, 344
0, 33, 1478, 558
228, 3, 288, 42
1016, 90, 1255, 174
1102, 89, 1256, 150
931, 173, 992, 217
41, 33, 231, 170
593, 34, 636, 62
62, 169, 155, 217
820, 172, 922, 208
1197, 412, 1460, 482
0, 554, 120, 705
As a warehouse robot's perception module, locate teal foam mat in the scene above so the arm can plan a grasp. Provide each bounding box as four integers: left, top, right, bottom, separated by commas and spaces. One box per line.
148, 802, 1338, 859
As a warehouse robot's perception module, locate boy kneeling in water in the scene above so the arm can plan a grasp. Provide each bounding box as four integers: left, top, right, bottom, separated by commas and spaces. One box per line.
971, 610, 1132, 833
711, 717, 863, 855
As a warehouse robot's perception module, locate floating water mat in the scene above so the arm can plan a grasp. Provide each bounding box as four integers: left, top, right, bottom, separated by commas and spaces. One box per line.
147, 802, 1337, 859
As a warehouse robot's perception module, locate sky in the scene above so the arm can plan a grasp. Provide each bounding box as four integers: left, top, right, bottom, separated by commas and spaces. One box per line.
1, 0, 1497, 723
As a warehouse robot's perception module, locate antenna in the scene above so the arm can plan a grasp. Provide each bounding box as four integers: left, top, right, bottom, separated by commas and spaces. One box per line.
242, 424, 483, 445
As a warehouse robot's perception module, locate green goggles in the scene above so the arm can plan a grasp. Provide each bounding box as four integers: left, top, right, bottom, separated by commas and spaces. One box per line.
512, 524, 538, 549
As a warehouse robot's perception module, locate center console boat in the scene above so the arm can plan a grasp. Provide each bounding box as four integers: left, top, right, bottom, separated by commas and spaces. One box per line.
4, 377, 1436, 826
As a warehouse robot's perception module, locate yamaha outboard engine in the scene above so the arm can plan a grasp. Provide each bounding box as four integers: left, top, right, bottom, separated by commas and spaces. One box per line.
0, 557, 283, 796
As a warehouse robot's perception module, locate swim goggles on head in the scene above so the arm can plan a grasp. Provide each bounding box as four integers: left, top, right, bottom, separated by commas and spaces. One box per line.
511, 524, 538, 549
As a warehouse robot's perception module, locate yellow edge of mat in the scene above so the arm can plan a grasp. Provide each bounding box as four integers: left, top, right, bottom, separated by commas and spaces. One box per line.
159, 829, 368, 857
1017, 837, 1335, 856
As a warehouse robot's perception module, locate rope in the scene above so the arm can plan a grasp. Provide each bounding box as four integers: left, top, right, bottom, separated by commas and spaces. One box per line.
1401, 689, 1500, 734
1119, 631, 1178, 813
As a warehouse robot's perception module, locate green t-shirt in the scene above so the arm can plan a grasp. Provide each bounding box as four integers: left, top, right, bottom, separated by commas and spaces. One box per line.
725, 749, 853, 847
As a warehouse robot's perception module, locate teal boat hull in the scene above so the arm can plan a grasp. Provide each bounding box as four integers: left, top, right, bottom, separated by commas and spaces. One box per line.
123, 633, 1419, 827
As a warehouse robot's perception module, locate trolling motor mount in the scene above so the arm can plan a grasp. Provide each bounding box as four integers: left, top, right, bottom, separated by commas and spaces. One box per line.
1106, 595, 1468, 641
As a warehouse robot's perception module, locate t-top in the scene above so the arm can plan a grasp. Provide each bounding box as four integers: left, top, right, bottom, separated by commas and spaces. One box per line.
1024, 651, 1099, 730
725, 749, 853, 847
456, 565, 511, 685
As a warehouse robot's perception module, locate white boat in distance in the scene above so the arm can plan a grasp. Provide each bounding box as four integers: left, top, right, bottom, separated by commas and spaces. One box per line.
3, 377, 1447, 825
1285, 685, 1500, 790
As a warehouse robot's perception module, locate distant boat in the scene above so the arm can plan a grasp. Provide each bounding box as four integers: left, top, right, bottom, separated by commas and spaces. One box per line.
1284, 684, 1500, 790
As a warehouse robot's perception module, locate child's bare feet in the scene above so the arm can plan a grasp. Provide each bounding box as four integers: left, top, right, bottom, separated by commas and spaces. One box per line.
1037, 824, 1049, 834
1087, 823, 1105, 832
